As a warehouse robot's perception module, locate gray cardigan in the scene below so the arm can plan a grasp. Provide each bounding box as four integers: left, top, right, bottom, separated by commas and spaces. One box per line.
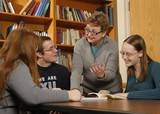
0, 60, 68, 114
70, 36, 122, 94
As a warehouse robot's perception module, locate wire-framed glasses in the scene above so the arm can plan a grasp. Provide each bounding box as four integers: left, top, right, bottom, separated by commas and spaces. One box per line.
43, 46, 57, 52
120, 51, 138, 57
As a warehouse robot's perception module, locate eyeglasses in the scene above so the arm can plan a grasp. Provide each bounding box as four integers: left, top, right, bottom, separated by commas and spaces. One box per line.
43, 46, 57, 52
84, 28, 102, 36
120, 51, 137, 57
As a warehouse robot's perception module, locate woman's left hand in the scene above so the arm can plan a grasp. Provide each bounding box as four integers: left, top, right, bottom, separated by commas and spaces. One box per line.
90, 63, 105, 79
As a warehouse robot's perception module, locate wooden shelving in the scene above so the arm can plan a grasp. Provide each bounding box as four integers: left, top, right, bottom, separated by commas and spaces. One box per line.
0, 0, 116, 69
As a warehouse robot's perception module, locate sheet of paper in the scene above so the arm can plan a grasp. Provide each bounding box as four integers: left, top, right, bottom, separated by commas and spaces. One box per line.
81, 97, 108, 101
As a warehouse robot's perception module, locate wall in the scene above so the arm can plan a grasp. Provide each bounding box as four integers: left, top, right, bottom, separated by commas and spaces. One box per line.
116, 0, 130, 83
130, 0, 160, 62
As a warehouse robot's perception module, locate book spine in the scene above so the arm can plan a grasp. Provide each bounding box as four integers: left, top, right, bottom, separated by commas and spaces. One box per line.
108, 7, 113, 26
42, 0, 50, 17
27, 2, 37, 16
32, 2, 40, 16
0, 0, 4, 12
19, 0, 33, 14
34, 1, 42, 16
38, 0, 48, 16
23, 0, 36, 15
2, 0, 9, 12
8, 2, 15, 13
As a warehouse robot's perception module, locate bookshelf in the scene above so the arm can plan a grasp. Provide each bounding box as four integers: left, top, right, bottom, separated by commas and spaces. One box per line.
54, 0, 116, 68
55, 0, 116, 50
0, 0, 54, 39
0, 0, 116, 70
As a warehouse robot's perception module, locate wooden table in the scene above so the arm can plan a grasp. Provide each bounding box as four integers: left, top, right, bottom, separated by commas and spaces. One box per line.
37, 100, 160, 114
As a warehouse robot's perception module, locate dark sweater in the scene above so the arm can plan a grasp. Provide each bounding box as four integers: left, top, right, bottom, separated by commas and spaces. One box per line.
34, 63, 71, 114
38, 62, 71, 90
126, 61, 160, 99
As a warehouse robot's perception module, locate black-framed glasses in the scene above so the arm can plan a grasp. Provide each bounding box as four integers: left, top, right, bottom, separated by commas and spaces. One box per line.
43, 46, 57, 52
120, 51, 138, 57
84, 28, 102, 36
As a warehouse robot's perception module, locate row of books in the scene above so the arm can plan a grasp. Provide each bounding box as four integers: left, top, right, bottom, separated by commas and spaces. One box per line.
96, 4, 114, 25
0, 0, 50, 17
19, 0, 50, 16
0, 0, 15, 13
57, 29, 85, 46
57, 49, 72, 71
56, 5, 92, 22
56, 4, 114, 25
33, 30, 48, 37
5, 20, 47, 39
6, 21, 25, 37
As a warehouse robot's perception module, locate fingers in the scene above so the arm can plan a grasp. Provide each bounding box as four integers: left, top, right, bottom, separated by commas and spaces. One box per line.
90, 63, 105, 73
99, 90, 110, 94
52, 88, 62, 90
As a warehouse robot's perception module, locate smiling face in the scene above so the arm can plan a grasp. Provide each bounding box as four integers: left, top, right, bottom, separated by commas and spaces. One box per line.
121, 42, 143, 68
42, 40, 58, 62
85, 23, 107, 46
37, 40, 58, 67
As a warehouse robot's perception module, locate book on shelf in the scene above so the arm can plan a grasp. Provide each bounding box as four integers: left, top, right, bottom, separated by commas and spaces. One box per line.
41, 0, 50, 17
70, 8, 78, 21
56, 5, 91, 22
96, 4, 114, 26
37, 0, 48, 16
56, 28, 81, 46
27, 1, 37, 16
81, 92, 126, 101
23, 0, 36, 15
96, 4, 108, 15
2, 0, 10, 13
56, 29, 63, 44
19, 0, 33, 14
6, 24, 17, 37
79, 10, 87, 22
65, 6, 73, 21
6, 21, 25, 37
76, 9, 83, 22
34, 0, 49, 16
108, 7, 114, 25
67, 53, 72, 71
56, 5, 60, 19
58, 53, 72, 71
33, 30, 48, 36
31, 2, 40, 16
0, 0, 4, 12
8, 2, 15, 13
70, 29, 77, 45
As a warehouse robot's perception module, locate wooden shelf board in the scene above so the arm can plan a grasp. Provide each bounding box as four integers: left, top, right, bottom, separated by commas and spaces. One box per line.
56, 19, 86, 29
0, 12, 52, 25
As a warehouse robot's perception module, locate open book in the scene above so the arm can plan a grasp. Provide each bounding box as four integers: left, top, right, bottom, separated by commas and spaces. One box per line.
81, 92, 126, 101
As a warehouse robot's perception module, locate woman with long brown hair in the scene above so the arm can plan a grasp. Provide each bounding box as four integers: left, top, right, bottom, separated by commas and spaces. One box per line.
0, 29, 81, 114
111, 34, 160, 99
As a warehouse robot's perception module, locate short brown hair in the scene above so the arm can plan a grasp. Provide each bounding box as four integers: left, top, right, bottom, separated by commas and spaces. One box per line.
86, 11, 110, 32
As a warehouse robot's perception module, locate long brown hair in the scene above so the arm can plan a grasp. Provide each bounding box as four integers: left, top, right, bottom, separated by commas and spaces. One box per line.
124, 35, 153, 81
0, 29, 42, 97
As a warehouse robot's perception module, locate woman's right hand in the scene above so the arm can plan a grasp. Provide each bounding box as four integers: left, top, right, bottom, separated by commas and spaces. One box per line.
67, 89, 81, 101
